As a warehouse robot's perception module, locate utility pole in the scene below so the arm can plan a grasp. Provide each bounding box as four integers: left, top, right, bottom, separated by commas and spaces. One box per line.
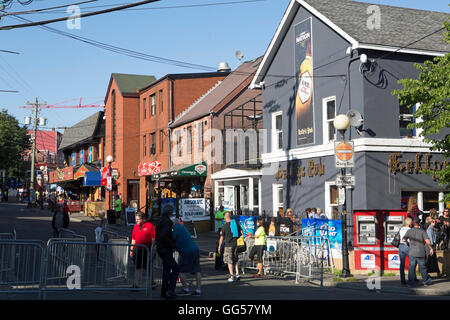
26, 97, 46, 208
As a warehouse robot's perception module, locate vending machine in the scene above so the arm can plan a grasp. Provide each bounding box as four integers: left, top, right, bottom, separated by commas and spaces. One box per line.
353, 210, 407, 272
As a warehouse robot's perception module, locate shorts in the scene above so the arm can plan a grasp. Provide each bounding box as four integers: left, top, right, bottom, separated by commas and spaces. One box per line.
249, 245, 265, 263
178, 250, 201, 274
134, 248, 149, 270
223, 246, 239, 265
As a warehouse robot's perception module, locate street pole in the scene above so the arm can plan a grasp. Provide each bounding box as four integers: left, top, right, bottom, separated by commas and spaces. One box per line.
28, 98, 39, 208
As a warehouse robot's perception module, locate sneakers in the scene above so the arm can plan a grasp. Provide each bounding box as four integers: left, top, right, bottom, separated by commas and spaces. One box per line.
161, 291, 176, 300
177, 288, 191, 296
423, 279, 433, 286
235, 275, 241, 281
227, 276, 236, 282
191, 290, 201, 296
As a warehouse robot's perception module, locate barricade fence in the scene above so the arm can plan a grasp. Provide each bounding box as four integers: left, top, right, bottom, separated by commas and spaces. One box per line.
0, 239, 154, 299
241, 235, 333, 284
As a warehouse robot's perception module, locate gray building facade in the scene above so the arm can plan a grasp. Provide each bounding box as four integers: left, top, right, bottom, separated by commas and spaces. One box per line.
251, 0, 449, 225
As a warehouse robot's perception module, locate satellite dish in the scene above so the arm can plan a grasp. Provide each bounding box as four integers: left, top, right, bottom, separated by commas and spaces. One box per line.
346, 109, 363, 128
235, 50, 244, 61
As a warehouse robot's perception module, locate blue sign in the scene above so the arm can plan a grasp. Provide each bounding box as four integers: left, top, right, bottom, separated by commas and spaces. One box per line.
238, 216, 257, 237
301, 218, 342, 250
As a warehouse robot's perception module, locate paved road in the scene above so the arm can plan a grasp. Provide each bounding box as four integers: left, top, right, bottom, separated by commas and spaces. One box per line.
1, 202, 450, 301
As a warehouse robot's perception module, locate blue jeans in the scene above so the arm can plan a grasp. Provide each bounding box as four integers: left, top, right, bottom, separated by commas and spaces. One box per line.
408, 256, 430, 286
398, 244, 409, 283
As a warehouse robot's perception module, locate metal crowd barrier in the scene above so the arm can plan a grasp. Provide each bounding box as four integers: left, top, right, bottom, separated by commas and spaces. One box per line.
0, 230, 16, 240
58, 228, 87, 241
240, 235, 333, 284
0, 240, 45, 298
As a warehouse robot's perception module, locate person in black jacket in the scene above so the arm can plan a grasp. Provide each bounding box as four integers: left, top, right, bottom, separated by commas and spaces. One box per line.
155, 205, 179, 299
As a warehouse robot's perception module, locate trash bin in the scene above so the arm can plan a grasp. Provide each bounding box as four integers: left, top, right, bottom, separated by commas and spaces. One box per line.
107, 209, 116, 224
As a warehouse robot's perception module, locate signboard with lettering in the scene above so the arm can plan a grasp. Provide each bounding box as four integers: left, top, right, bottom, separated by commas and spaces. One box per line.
334, 141, 354, 168
180, 198, 209, 221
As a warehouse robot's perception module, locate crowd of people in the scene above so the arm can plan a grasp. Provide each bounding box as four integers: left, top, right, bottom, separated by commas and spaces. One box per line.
128, 205, 202, 300
397, 195, 449, 287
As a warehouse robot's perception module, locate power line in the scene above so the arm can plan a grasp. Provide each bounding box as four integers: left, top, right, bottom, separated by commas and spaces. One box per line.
0, 0, 97, 16
0, 0, 160, 30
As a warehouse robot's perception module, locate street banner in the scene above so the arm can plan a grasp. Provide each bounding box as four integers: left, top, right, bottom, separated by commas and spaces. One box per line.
295, 17, 315, 146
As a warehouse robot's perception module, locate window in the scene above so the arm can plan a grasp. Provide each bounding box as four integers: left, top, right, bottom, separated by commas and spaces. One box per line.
325, 181, 339, 219
160, 130, 164, 153
176, 130, 182, 156
273, 184, 284, 217
187, 126, 192, 154
159, 90, 163, 113
150, 94, 156, 116
272, 111, 282, 152
143, 135, 147, 156
401, 191, 445, 213
143, 98, 147, 119
399, 103, 415, 137
150, 133, 156, 155
323, 96, 336, 143
198, 121, 204, 153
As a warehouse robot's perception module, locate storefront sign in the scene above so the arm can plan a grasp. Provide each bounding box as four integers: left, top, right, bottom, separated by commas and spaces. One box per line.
74, 165, 89, 179
180, 198, 209, 221
389, 152, 449, 179
49, 167, 73, 183
138, 161, 161, 176
274, 158, 324, 185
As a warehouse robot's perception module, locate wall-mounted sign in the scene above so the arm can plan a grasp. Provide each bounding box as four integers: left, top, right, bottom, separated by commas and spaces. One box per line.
274, 158, 324, 185
389, 152, 449, 179
294, 17, 315, 147
334, 141, 354, 168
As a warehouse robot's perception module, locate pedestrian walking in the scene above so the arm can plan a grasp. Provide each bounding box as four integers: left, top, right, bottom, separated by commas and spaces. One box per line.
218, 211, 243, 282
403, 219, 434, 287
155, 205, 179, 299
115, 195, 122, 221
398, 217, 412, 285
172, 219, 202, 297
130, 212, 155, 289
249, 217, 266, 277
426, 219, 441, 277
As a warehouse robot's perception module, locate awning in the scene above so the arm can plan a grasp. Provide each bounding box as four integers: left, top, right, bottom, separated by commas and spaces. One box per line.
83, 172, 101, 186
152, 162, 207, 180
74, 164, 100, 180
138, 161, 161, 176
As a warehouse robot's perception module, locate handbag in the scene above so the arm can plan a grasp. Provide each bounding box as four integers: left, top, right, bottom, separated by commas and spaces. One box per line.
391, 231, 400, 248
235, 236, 247, 254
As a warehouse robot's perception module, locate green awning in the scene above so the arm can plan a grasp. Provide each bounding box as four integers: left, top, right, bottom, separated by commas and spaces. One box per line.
152, 162, 207, 180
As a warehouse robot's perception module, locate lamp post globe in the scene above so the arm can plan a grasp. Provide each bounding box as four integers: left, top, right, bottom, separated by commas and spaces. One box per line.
106, 155, 113, 164
333, 114, 350, 131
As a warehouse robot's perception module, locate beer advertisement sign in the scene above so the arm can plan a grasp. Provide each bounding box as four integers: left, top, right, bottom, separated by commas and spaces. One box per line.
294, 17, 314, 146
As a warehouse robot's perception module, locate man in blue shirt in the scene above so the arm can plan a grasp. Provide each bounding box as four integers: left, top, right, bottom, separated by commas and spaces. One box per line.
173, 220, 202, 296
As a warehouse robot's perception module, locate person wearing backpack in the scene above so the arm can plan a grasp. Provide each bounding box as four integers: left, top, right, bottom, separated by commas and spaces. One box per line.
398, 217, 412, 285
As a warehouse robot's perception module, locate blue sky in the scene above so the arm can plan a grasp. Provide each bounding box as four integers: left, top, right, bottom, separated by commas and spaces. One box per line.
0, 0, 448, 131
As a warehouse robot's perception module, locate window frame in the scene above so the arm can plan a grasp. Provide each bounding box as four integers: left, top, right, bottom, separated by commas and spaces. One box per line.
322, 96, 336, 144
271, 111, 283, 152
150, 94, 156, 116
272, 183, 284, 217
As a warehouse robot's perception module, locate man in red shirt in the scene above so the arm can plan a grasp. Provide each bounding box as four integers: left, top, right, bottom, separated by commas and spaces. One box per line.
131, 212, 155, 288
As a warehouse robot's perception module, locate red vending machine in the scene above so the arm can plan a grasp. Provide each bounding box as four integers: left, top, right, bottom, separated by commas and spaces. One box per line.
353, 210, 407, 272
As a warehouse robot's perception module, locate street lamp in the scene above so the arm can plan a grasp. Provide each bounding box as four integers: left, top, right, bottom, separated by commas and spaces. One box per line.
333, 114, 352, 278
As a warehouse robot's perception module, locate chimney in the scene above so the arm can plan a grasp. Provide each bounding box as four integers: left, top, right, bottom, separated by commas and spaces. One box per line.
217, 62, 231, 73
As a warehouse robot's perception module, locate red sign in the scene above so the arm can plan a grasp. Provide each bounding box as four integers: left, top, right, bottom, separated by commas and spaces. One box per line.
49, 167, 73, 183
101, 166, 119, 186
138, 161, 161, 176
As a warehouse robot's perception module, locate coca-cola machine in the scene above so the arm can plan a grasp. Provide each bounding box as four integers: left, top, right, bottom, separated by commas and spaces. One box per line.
353, 210, 407, 272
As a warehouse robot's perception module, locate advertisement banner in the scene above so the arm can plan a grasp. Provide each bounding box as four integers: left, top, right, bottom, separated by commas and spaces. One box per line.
180, 198, 209, 221
238, 216, 257, 237
301, 218, 342, 251
295, 17, 314, 146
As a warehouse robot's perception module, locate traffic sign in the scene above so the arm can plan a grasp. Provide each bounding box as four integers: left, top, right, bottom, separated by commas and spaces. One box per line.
336, 174, 355, 186
334, 141, 354, 168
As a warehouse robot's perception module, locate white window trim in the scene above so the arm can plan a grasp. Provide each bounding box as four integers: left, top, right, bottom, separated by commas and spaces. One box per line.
322, 96, 336, 145
271, 111, 283, 152
272, 183, 283, 217
325, 181, 338, 220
